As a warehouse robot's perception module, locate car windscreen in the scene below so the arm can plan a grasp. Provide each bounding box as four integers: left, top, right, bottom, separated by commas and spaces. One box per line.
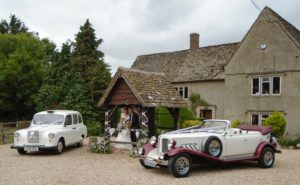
32, 114, 64, 124
200, 121, 227, 132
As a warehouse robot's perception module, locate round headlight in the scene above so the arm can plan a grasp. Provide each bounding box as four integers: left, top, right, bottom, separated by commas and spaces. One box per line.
48, 133, 55, 138
14, 132, 20, 138
138, 147, 144, 155
149, 136, 157, 146
167, 139, 176, 150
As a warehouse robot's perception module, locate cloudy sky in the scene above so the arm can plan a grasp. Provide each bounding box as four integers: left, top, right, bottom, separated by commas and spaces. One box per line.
1, 0, 299, 74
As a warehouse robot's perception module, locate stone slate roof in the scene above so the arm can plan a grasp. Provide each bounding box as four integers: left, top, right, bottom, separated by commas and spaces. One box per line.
131, 7, 300, 83
132, 43, 239, 83
98, 67, 187, 107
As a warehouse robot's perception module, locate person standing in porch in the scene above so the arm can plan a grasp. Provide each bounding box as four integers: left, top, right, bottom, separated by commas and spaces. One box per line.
115, 107, 132, 150
128, 107, 140, 147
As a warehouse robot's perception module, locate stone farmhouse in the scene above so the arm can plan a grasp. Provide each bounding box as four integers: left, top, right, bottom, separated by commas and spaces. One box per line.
131, 7, 300, 136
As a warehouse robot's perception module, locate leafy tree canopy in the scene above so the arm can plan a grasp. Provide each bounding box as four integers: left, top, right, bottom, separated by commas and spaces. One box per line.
0, 33, 56, 121
0, 14, 28, 34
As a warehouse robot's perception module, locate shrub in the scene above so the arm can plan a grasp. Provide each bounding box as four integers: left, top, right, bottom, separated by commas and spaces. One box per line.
86, 121, 102, 136
263, 112, 286, 137
278, 135, 300, 147
231, 119, 241, 128
89, 139, 112, 154
181, 119, 201, 128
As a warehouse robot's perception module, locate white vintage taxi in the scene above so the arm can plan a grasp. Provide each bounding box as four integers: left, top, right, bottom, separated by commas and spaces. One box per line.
138, 119, 281, 178
11, 110, 87, 155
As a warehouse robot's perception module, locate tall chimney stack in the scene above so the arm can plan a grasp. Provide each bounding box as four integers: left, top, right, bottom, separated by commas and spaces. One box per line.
190, 33, 199, 49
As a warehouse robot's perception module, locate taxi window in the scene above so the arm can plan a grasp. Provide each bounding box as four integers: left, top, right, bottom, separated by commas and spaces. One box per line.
73, 114, 78, 124
78, 114, 83, 123
65, 115, 72, 125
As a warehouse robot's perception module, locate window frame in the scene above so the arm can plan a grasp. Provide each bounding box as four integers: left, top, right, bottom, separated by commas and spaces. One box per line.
251, 76, 281, 96
251, 77, 260, 96
250, 113, 270, 126
261, 77, 271, 96
176, 86, 189, 100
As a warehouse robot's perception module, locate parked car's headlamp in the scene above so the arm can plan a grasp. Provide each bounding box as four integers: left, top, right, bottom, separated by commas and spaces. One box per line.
167, 139, 176, 150
14, 132, 20, 138
48, 133, 55, 138
149, 136, 157, 146
138, 147, 144, 155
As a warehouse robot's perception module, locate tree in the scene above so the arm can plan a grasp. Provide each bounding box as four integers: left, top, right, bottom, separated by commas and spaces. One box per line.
71, 19, 111, 132
35, 41, 72, 110
0, 33, 56, 121
0, 15, 28, 34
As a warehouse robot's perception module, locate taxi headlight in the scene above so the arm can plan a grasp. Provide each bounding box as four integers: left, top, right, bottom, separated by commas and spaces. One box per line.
48, 133, 55, 138
14, 132, 20, 138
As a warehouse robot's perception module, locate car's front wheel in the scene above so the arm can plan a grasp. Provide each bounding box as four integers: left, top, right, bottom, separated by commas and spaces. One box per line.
54, 139, 64, 154
258, 147, 275, 168
168, 153, 192, 178
17, 148, 27, 155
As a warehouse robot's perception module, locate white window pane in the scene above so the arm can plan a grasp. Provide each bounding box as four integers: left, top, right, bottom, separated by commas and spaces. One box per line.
262, 77, 270, 95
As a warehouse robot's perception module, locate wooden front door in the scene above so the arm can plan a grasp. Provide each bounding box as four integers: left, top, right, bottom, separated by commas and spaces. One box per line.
200, 109, 212, 119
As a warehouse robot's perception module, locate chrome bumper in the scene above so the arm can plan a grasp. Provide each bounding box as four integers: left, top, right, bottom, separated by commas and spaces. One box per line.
138, 155, 169, 166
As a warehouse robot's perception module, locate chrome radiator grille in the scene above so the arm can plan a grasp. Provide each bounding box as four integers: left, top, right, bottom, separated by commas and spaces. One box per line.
161, 139, 168, 153
27, 130, 39, 143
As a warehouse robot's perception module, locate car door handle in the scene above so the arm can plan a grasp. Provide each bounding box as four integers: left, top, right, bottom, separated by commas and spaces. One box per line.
72, 127, 76, 129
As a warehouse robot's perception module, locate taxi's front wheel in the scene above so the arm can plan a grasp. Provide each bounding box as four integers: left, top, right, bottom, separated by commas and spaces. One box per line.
54, 139, 64, 154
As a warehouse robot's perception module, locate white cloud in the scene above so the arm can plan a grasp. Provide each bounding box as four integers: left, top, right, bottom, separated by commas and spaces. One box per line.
1, 0, 299, 74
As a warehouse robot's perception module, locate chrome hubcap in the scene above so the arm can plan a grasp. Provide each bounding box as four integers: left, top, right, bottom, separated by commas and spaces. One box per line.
175, 157, 190, 174
263, 151, 274, 166
208, 140, 221, 156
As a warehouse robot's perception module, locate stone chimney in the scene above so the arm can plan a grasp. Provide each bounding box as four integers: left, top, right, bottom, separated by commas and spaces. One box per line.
190, 33, 199, 49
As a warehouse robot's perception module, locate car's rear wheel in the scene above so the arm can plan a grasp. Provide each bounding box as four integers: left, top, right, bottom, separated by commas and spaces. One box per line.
139, 159, 153, 169
258, 147, 275, 168
203, 136, 222, 158
55, 139, 64, 154
17, 148, 27, 155
168, 153, 192, 178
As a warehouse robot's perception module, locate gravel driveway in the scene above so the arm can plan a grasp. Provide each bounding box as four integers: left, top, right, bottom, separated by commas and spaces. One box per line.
0, 140, 299, 185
